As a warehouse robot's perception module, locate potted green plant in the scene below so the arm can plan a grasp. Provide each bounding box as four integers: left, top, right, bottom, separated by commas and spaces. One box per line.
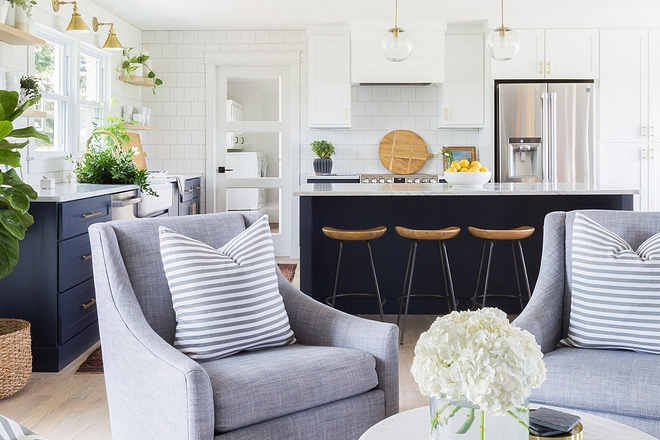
19, 75, 40, 105
71, 110, 155, 196
7, 0, 36, 17
121, 47, 163, 95
311, 139, 335, 175
0, 90, 50, 280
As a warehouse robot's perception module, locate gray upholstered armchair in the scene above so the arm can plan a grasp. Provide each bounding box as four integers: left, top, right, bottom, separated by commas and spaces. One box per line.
514, 209, 660, 438
88, 212, 399, 440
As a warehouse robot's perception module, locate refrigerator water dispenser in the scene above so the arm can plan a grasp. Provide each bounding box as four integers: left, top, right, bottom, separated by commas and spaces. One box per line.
508, 137, 541, 181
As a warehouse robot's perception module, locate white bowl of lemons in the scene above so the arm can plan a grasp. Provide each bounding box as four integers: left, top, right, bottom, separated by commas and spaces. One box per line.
443, 159, 491, 188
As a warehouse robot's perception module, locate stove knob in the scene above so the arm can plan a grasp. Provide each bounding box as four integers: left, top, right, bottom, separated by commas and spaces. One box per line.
421, 178, 429, 183
371, 178, 378, 184
414, 178, 421, 183
406, 178, 413, 183
379, 178, 385, 183
386, 178, 393, 183
362, 178, 370, 183
429, 178, 437, 183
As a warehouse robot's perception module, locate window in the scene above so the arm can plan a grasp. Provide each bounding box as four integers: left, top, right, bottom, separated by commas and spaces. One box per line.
32, 24, 108, 158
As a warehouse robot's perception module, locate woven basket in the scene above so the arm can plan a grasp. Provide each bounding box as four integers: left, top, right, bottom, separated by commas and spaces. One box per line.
0, 319, 32, 399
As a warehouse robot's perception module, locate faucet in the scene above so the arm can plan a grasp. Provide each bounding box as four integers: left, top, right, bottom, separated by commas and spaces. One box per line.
518, 145, 531, 162
85, 130, 122, 155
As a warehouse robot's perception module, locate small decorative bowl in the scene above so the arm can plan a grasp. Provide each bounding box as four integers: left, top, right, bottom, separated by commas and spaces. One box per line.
443, 171, 492, 188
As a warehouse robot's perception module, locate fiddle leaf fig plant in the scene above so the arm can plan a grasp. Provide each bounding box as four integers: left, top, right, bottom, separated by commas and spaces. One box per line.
0, 90, 51, 280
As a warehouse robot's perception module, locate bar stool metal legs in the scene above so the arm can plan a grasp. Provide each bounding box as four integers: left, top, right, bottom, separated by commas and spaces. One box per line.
323, 226, 387, 321
395, 226, 460, 345
469, 226, 535, 312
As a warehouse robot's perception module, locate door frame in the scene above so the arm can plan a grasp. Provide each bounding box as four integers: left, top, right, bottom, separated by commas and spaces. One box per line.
205, 51, 301, 257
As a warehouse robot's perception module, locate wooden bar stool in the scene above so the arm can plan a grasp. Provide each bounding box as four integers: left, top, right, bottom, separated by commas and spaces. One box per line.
468, 226, 535, 311
395, 226, 460, 344
322, 226, 388, 321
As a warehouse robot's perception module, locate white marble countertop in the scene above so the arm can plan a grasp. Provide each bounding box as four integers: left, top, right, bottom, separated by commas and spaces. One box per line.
31, 174, 203, 203
294, 182, 639, 196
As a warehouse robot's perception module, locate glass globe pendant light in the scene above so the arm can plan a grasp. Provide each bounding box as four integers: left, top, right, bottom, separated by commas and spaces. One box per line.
380, 0, 413, 62
485, 0, 520, 61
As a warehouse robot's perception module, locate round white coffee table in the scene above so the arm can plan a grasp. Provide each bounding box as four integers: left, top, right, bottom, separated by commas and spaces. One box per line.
360, 406, 656, 440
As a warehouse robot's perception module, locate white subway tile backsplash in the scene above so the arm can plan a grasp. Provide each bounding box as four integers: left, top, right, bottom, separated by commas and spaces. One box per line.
198, 31, 213, 44
379, 102, 394, 116
357, 87, 371, 102
401, 87, 416, 101
183, 31, 199, 44
393, 102, 409, 116
169, 31, 184, 44
241, 31, 256, 43
227, 31, 242, 44
372, 87, 387, 101
212, 31, 227, 44
386, 88, 401, 102
177, 131, 192, 145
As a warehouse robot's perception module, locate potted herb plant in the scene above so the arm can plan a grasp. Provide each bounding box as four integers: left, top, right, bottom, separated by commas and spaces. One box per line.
8, 0, 36, 17
121, 47, 163, 95
0, 90, 50, 280
19, 76, 40, 105
311, 139, 335, 175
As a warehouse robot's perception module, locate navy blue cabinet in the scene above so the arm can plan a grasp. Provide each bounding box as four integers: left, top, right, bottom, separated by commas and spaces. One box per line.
0, 195, 111, 371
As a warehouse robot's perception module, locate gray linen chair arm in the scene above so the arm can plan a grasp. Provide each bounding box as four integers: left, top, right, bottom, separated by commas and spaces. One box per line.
276, 270, 400, 417
89, 224, 215, 440
513, 211, 566, 354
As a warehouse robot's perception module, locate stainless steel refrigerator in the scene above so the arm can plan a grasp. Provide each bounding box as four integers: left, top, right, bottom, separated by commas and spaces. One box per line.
495, 81, 595, 183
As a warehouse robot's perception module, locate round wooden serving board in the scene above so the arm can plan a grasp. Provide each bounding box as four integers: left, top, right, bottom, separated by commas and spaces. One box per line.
378, 130, 433, 175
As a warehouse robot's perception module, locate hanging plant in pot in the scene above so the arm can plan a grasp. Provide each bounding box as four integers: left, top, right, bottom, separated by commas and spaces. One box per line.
311, 140, 335, 175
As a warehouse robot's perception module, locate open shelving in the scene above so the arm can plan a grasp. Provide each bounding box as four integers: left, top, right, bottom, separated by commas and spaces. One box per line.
118, 76, 155, 87
0, 23, 45, 46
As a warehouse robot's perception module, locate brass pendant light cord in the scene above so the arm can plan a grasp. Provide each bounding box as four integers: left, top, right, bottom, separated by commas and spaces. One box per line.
394, 0, 399, 29
501, 0, 505, 28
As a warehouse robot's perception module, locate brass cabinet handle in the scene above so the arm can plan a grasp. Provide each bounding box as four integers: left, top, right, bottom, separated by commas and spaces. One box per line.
651, 125, 655, 138
651, 147, 655, 160
539, 62, 543, 74
344, 108, 349, 120
82, 211, 102, 219
547, 62, 551, 75
194, 186, 201, 190
643, 147, 647, 160
82, 298, 96, 310
82, 254, 92, 261
184, 189, 193, 193
445, 107, 449, 120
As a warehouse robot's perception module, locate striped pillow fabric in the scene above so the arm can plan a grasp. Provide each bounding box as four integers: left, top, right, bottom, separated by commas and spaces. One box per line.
159, 215, 296, 361
560, 212, 660, 354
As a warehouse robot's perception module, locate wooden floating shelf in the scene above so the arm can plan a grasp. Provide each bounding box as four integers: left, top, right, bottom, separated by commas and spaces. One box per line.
0, 23, 45, 46
22, 109, 47, 118
125, 124, 156, 131
118, 75, 155, 87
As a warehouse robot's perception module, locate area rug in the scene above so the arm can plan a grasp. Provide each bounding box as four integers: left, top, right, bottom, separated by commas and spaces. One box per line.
76, 263, 297, 374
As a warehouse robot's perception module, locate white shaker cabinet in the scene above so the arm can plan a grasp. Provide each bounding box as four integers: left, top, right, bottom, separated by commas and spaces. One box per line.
307, 25, 351, 128
491, 29, 599, 80
598, 30, 660, 211
439, 33, 484, 128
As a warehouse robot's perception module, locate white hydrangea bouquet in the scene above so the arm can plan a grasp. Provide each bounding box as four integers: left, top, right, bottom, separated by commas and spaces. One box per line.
411, 308, 546, 440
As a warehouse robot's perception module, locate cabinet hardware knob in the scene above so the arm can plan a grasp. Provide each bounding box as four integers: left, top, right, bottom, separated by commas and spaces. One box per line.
82, 298, 96, 310
82, 211, 102, 219
82, 254, 92, 261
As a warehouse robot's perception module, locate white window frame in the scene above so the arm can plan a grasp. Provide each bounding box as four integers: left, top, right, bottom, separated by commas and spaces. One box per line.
27, 24, 110, 171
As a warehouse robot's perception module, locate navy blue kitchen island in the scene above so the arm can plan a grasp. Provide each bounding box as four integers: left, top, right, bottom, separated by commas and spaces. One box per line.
296, 182, 636, 315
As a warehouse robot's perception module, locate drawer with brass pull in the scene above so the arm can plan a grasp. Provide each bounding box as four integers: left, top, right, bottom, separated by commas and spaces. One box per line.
59, 233, 94, 292
58, 278, 97, 344
59, 195, 112, 240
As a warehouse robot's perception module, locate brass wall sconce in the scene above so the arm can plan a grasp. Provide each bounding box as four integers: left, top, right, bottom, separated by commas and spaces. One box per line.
51, 0, 90, 34
92, 17, 123, 51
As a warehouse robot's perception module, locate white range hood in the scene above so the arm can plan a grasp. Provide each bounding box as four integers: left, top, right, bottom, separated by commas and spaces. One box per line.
350, 21, 446, 85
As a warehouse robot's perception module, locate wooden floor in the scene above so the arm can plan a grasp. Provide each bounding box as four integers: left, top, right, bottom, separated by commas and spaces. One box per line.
0, 258, 435, 439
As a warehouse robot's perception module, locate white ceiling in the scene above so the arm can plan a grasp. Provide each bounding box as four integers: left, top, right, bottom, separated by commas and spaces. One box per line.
89, 0, 660, 32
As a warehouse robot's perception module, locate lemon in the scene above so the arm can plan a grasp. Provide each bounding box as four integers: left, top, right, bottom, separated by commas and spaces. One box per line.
467, 167, 479, 172
480, 166, 489, 172
451, 161, 461, 171
459, 159, 470, 168
445, 167, 456, 173
469, 161, 481, 169
459, 167, 469, 172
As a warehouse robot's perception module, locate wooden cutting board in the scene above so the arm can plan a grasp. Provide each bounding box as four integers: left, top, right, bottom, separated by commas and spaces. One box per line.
123, 133, 148, 170
378, 130, 432, 175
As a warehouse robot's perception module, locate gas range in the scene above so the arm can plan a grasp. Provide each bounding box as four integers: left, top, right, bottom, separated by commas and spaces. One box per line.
359, 173, 441, 184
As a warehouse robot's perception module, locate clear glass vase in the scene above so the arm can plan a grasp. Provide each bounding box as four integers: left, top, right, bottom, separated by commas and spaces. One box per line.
430, 396, 529, 440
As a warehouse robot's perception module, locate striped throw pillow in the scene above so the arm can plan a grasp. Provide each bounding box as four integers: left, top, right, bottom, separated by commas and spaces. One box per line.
560, 212, 660, 354
159, 215, 296, 361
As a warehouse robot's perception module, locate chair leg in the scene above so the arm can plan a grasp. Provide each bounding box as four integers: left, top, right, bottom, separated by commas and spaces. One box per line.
329, 241, 344, 308
511, 240, 524, 311
481, 240, 495, 309
439, 240, 457, 311
399, 240, 418, 345
397, 240, 416, 328
517, 240, 532, 301
471, 240, 489, 310
366, 241, 385, 322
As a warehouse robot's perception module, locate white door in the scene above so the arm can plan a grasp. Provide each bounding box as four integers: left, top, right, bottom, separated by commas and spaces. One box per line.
205, 52, 300, 256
